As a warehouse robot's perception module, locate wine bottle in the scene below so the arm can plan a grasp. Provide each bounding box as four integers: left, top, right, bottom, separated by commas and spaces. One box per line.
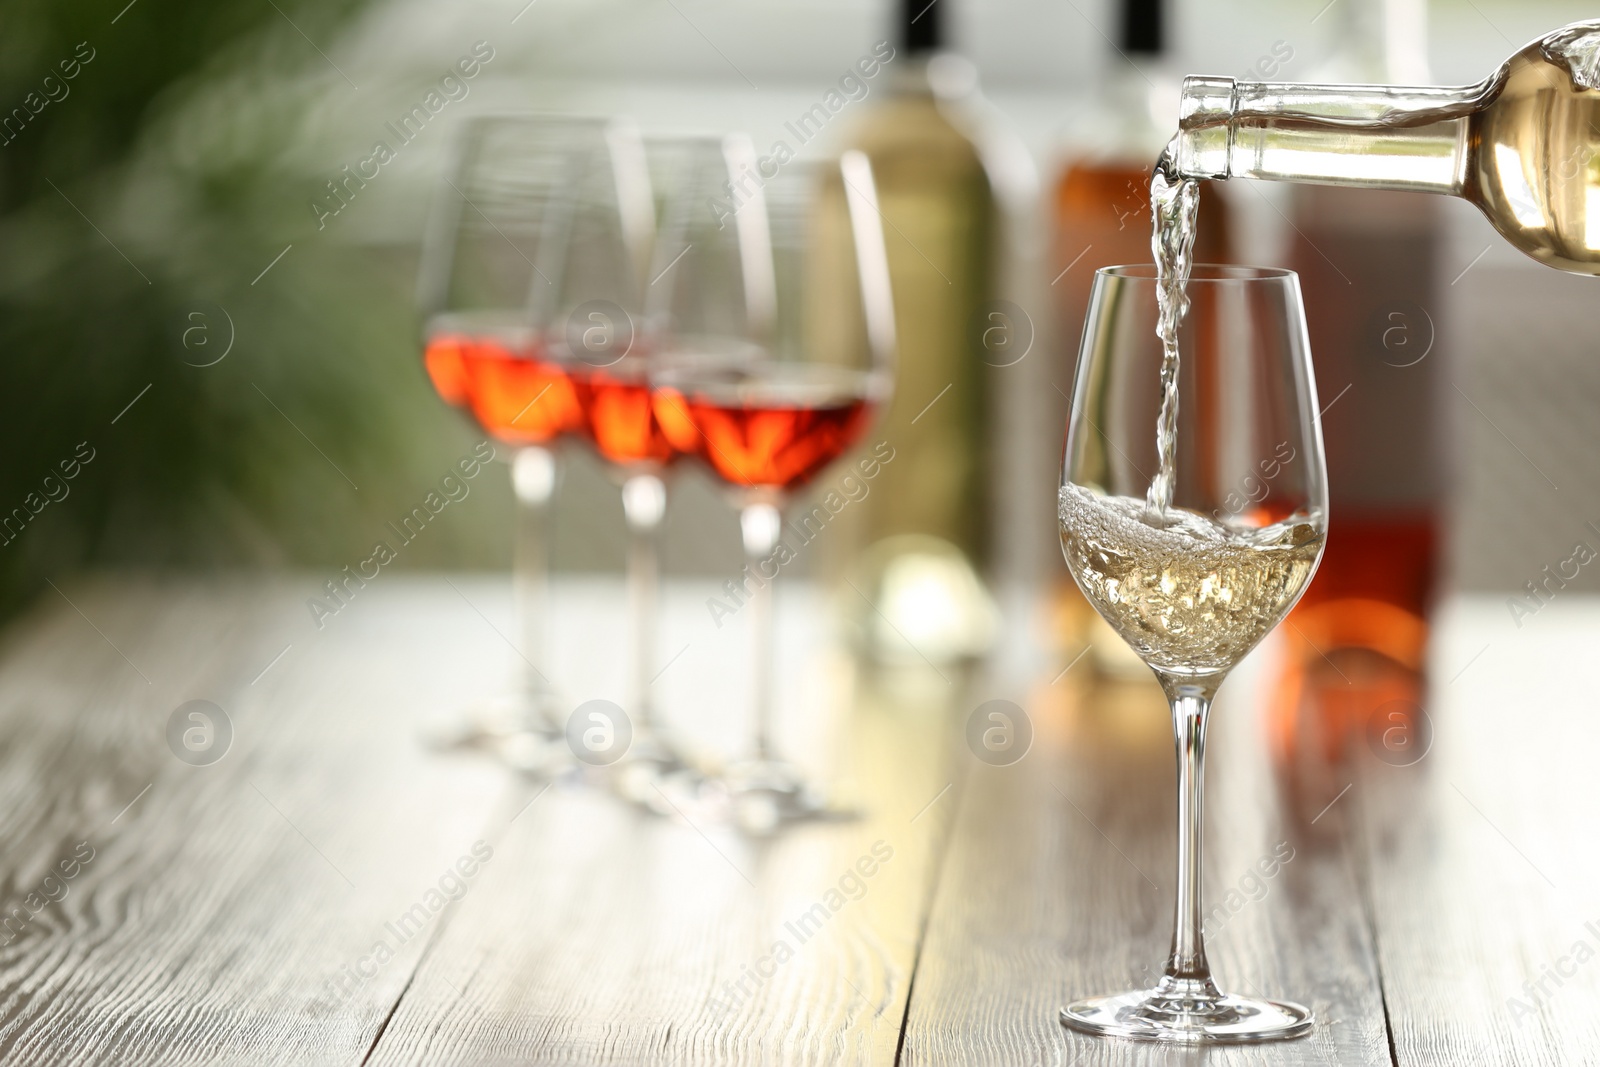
1052, 0, 1230, 309
838, 0, 996, 565
1172, 19, 1600, 274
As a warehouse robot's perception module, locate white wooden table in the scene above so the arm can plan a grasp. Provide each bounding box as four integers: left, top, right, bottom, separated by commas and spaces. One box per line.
0, 575, 1589, 1065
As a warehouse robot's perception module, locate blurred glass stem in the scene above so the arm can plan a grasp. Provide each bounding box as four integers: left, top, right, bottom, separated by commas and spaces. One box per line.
740, 500, 782, 760
512, 446, 558, 729
622, 472, 667, 733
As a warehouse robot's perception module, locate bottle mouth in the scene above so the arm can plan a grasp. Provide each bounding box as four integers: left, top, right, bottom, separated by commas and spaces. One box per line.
1175, 76, 1236, 179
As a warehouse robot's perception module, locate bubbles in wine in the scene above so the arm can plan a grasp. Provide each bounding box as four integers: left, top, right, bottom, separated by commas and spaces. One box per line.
1059, 483, 1324, 676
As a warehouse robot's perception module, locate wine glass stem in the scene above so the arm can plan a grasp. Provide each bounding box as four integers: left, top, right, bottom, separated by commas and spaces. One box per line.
512, 447, 557, 727
1165, 683, 1215, 985
740, 501, 783, 762
622, 472, 667, 733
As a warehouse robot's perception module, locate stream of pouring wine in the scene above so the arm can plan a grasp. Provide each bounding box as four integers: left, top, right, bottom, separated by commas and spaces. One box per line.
1145, 142, 1202, 522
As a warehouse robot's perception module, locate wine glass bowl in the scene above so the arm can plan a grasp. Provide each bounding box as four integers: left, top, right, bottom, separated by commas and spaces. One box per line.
1061, 265, 1327, 680
653, 361, 883, 494
1058, 264, 1327, 1043
568, 354, 681, 470
425, 316, 582, 446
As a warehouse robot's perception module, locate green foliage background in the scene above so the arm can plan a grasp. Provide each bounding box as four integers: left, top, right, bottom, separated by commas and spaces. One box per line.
0, 0, 512, 616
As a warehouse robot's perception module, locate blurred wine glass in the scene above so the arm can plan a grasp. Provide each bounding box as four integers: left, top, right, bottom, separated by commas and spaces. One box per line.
534, 121, 710, 801
415, 115, 623, 775
649, 136, 895, 831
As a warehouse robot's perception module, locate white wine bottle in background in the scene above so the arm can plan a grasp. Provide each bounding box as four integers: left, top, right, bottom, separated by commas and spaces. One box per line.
838, 0, 996, 567
828, 0, 1009, 672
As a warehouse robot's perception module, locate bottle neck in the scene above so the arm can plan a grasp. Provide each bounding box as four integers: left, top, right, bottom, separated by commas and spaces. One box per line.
1175, 75, 1494, 196
896, 0, 943, 55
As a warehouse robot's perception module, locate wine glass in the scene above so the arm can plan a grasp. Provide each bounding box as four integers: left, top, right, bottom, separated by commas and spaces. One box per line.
532, 123, 713, 800
648, 136, 895, 830
1057, 265, 1327, 1043
416, 115, 617, 772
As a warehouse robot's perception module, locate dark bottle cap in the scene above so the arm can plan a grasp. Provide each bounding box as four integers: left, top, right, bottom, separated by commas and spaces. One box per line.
1118, 0, 1164, 56
899, 0, 944, 55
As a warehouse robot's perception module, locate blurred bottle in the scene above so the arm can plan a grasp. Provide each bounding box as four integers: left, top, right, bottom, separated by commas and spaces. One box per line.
1051, 0, 1230, 299
840, 0, 996, 567
1273, 0, 1439, 762
1049, 0, 1230, 678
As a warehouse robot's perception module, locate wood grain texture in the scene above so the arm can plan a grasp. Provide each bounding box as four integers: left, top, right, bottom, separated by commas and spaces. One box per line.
364, 583, 966, 1067
1357, 599, 1600, 1067
899, 644, 1393, 1067
0, 576, 511, 1065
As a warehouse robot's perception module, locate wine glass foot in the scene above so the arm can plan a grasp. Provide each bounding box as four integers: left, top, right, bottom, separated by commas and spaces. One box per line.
608, 732, 699, 806
420, 692, 571, 777
714, 758, 855, 836
1060, 986, 1313, 1044
497, 731, 578, 778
